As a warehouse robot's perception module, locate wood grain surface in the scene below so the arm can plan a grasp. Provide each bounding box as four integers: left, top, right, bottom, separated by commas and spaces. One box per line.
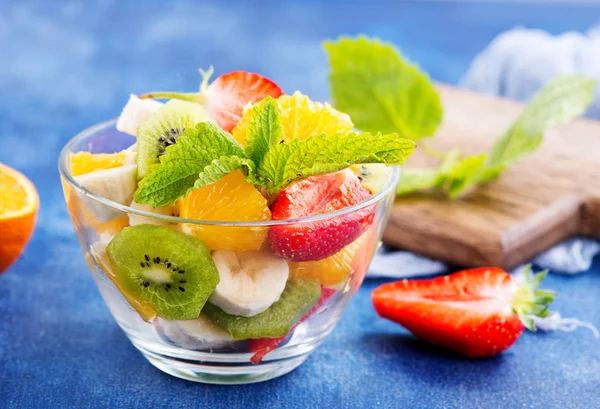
383, 85, 600, 270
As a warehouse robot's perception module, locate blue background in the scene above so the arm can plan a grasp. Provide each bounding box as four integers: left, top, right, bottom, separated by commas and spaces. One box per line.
1, 1, 599, 408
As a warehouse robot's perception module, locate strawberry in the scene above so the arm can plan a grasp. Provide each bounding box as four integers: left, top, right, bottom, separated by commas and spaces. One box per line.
205, 71, 283, 132
249, 287, 336, 364
371, 266, 555, 358
140, 69, 282, 132
269, 169, 374, 262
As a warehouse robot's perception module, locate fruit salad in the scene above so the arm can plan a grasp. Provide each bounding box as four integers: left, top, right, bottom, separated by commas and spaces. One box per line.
64, 68, 415, 364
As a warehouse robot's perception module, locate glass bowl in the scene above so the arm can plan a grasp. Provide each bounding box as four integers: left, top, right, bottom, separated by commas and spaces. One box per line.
58, 119, 400, 384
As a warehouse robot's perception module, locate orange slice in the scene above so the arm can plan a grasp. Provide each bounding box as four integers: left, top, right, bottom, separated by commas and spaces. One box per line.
70, 151, 129, 177
232, 91, 354, 145
179, 171, 271, 251
64, 152, 133, 237
0, 163, 39, 273
289, 235, 365, 287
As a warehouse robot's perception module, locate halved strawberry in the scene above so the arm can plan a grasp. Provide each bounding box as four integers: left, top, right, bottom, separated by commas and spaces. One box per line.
249, 287, 336, 364
205, 71, 283, 132
140, 69, 282, 132
269, 169, 374, 262
371, 266, 555, 358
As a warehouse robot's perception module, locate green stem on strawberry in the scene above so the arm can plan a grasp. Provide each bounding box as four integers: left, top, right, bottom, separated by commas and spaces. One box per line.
139, 91, 206, 105
511, 265, 555, 331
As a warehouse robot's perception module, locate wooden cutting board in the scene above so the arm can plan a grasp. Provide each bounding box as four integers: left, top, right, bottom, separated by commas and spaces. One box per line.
383, 85, 600, 270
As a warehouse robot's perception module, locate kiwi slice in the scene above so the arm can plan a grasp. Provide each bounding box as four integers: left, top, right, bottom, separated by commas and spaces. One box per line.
137, 99, 210, 178
202, 280, 322, 340
350, 164, 392, 194
106, 224, 219, 321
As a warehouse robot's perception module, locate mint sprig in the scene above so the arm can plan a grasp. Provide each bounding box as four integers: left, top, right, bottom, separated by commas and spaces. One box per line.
396, 75, 596, 198
244, 96, 284, 166
134, 95, 416, 207
257, 131, 416, 194
324, 36, 443, 141
194, 156, 255, 190
134, 122, 244, 207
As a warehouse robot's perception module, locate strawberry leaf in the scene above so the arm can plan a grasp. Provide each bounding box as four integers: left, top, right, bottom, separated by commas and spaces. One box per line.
324, 36, 442, 141
512, 265, 555, 331
258, 131, 416, 194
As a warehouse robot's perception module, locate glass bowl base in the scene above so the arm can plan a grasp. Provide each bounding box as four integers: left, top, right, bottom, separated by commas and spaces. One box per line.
131, 338, 311, 385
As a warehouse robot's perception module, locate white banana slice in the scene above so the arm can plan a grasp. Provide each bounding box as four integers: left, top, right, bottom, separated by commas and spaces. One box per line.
128, 199, 176, 226
123, 149, 137, 164
75, 164, 137, 221
209, 250, 289, 317
116, 94, 163, 137
155, 315, 233, 350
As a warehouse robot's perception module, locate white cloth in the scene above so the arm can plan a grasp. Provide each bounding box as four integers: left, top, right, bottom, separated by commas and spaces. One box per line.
367, 25, 600, 279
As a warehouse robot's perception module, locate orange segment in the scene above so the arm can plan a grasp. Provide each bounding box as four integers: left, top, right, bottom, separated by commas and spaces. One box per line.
232, 91, 354, 145
70, 151, 129, 176
0, 163, 39, 273
289, 235, 365, 287
179, 171, 271, 251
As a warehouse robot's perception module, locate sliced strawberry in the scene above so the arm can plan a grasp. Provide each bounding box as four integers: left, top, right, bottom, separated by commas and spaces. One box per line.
269, 169, 374, 262
139, 70, 282, 133
249, 287, 336, 364
206, 71, 282, 132
371, 266, 555, 358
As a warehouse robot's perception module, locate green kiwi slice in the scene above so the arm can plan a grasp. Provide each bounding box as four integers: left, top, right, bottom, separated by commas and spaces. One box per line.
202, 280, 322, 340
106, 224, 219, 321
350, 164, 392, 194
136, 99, 210, 178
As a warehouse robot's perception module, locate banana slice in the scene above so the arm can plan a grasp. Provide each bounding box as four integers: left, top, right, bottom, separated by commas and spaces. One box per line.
128, 199, 177, 226
75, 164, 137, 221
209, 250, 289, 317
116, 94, 163, 137
155, 315, 233, 350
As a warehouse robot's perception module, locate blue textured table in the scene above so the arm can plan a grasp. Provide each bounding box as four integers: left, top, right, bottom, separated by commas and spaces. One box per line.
1, 1, 599, 408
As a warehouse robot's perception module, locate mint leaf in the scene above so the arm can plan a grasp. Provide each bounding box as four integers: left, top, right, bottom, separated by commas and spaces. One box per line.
135, 122, 244, 207
243, 96, 284, 166
324, 36, 442, 141
396, 169, 439, 196
396, 149, 461, 195
482, 75, 596, 181
194, 156, 256, 189
258, 132, 416, 194
447, 154, 487, 198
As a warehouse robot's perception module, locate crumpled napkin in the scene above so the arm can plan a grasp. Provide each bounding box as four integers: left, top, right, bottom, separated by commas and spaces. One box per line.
367, 25, 600, 279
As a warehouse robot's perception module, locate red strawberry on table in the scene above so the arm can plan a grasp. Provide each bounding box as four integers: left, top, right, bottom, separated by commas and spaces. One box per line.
269, 169, 374, 262
249, 287, 336, 364
371, 266, 555, 358
140, 70, 283, 132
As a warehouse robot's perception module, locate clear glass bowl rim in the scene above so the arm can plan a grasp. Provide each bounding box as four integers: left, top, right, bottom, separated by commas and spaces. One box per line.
58, 118, 401, 227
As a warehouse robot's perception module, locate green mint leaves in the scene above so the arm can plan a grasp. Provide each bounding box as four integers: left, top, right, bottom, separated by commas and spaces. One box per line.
135, 94, 415, 207
134, 122, 244, 207
258, 131, 416, 194
396, 75, 596, 198
481, 75, 596, 182
324, 36, 443, 141
244, 96, 284, 166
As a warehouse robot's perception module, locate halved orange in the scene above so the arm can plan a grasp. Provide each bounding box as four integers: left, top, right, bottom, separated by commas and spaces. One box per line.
178, 171, 271, 251
231, 91, 354, 145
0, 163, 39, 273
